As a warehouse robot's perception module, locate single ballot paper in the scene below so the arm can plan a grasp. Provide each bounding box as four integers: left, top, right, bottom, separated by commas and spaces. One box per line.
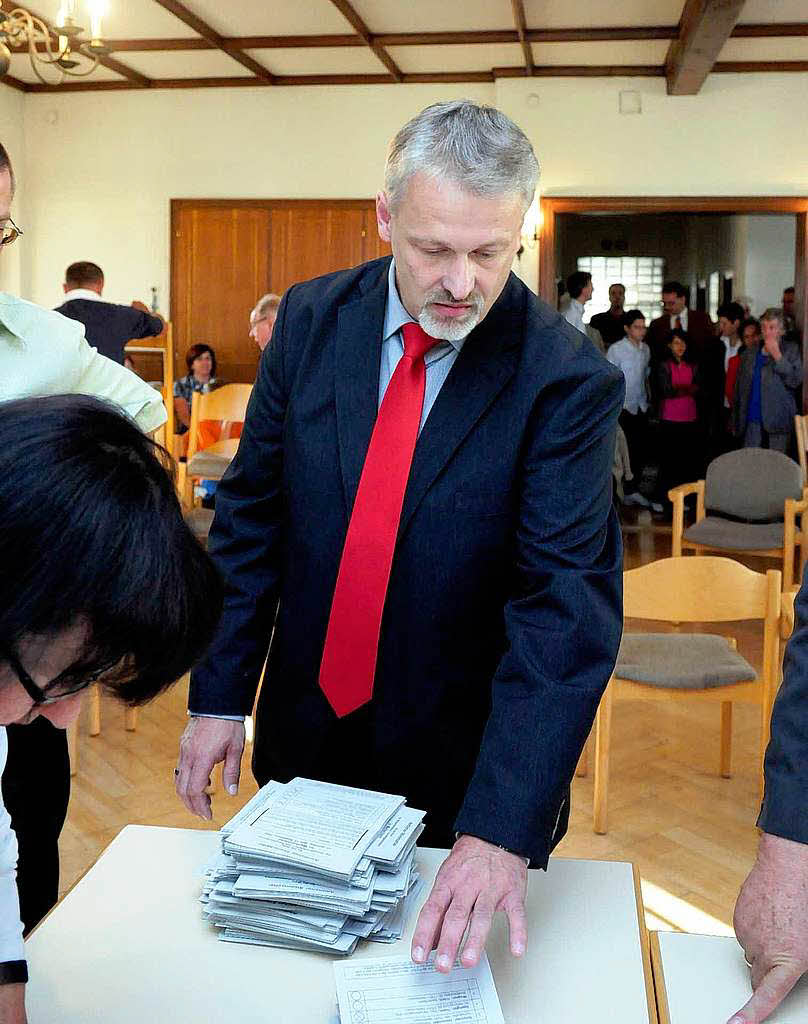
334, 952, 505, 1024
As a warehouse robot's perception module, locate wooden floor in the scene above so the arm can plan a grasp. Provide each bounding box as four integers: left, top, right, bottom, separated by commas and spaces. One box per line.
61, 510, 777, 938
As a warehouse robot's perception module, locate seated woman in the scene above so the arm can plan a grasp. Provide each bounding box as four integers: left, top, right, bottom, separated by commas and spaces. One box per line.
0, 394, 222, 1021
173, 343, 224, 456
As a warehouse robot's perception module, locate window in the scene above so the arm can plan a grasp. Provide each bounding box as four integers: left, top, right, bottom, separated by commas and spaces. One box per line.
577, 256, 665, 326
708, 271, 720, 320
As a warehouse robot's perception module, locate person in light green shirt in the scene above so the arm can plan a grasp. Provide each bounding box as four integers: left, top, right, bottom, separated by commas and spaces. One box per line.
0, 290, 166, 435
0, 138, 167, 1024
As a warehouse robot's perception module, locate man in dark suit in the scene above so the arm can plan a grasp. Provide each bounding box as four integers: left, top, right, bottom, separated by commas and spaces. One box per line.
646, 280, 716, 367
55, 261, 164, 365
175, 101, 623, 972
730, 582, 808, 1024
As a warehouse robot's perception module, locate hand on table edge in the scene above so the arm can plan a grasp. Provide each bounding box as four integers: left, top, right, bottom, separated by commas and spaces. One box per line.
727, 831, 808, 1024
0, 982, 26, 1024
175, 716, 245, 820
410, 833, 528, 974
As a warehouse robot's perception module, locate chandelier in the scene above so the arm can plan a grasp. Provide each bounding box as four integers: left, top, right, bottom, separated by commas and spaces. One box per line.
0, 1, 107, 84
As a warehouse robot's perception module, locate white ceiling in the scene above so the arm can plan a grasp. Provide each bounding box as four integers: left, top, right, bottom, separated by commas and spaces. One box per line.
5, 1, 806, 90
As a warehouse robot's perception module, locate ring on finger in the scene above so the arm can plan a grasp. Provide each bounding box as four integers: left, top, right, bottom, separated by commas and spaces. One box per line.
744, 954, 753, 968
173, 768, 180, 776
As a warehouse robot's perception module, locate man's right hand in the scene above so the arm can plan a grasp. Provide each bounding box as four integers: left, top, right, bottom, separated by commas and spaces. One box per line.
175, 717, 245, 819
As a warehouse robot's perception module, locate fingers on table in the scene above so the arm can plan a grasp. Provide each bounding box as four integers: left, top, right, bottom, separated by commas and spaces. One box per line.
731, 962, 804, 1024
222, 738, 243, 796
433, 890, 478, 973
459, 895, 497, 967
501, 891, 528, 957
175, 749, 214, 819
411, 881, 452, 965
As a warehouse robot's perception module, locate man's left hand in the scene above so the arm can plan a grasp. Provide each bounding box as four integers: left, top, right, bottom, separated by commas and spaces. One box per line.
410, 834, 527, 974
728, 832, 808, 1024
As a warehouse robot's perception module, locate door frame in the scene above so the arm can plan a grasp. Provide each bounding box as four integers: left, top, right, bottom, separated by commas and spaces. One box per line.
539, 195, 808, 352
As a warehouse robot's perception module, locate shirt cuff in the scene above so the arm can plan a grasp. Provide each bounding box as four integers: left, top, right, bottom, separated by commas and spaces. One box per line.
0, 961, 27, 985
188, 712, 246, 722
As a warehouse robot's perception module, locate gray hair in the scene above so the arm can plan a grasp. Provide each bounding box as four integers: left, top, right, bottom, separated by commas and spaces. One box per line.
760, 307, 785, 328
384, 100, 539, 214
253, 293, 281, 318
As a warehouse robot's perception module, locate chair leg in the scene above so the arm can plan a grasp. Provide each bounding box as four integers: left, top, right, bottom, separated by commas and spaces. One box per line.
124, 707, 138, 732
575, 730, 590, 778
67, 719, 78, 777
720, 701, 733, 778
88, 684, 101, 736
593, 681, 614, 835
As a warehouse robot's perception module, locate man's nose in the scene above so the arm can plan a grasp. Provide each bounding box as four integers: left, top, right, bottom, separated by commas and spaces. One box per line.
442, 256, 474, 300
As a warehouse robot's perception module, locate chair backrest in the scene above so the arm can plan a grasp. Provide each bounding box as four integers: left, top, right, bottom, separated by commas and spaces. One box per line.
623, 556, 780, 624
704, 448, 803, 521
187, 383, 253, 460
795, 413, 808, 486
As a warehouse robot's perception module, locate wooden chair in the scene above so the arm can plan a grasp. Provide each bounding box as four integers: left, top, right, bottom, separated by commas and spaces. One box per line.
670, 447, 807, 590
592, 556, 781, 834
179, 383, 252, 510
125, 321, 175, 445
795, 413, 808, 486
67, 686, 138, 777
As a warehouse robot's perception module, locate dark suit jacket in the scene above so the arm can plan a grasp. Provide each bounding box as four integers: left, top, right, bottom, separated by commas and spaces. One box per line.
646, 309, 715, 366
55, 299, 163, 364
732, 341, 802, 437
760, 579, 808, 844
189, 257, 624, 865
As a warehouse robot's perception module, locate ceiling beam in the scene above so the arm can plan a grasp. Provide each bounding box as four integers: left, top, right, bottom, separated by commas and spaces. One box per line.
510, 0, 534, 74
25, 4, 150, 85
665, 0, 747, 95
21, 57, 808, 93
327, 0, 403, 82
151, 0, 275, 83
0, 74, 28, 91
32, 22, 808, 55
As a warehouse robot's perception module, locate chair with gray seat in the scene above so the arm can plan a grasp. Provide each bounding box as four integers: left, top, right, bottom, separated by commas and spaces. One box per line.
592, 556, 781, 834
669, 447, 806, 589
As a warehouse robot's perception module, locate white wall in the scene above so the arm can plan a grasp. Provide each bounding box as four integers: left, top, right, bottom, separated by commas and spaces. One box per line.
10, 71, 808, 309
0, 85, 25, 296
21, 83, 493, 309
742, 214, 796, 314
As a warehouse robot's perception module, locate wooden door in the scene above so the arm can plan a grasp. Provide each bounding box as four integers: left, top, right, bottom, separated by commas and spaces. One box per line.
172, 204, 269, 383
171, 200, 390, 384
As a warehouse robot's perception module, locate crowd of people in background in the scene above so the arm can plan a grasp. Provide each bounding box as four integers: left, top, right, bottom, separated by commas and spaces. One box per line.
561, 273, 803, 516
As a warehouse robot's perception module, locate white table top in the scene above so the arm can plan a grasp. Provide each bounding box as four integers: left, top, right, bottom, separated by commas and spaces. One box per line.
653, 931, 808, 1023
26, 825, 654, 1023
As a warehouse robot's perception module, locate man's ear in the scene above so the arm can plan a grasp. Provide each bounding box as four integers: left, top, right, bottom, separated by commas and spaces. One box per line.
62, 282, 69, 294
376, 190, 392, 243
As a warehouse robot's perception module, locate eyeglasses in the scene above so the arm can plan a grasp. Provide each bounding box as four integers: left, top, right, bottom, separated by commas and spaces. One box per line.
3, 648, 103, 706
0, 217, 23, 247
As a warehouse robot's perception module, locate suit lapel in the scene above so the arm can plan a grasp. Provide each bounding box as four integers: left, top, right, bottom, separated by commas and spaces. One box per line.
399, 281, 524, 535
334, 263, 390, 514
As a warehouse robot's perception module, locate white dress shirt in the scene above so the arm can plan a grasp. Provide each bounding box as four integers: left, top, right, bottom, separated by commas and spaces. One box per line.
669, 309, 688, 331
607, 338, 650, 414
564, 299, 586, 334
0, 729, 25, 967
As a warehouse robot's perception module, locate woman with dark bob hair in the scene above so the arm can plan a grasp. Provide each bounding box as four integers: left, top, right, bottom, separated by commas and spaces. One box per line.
0, 394, 222, 1017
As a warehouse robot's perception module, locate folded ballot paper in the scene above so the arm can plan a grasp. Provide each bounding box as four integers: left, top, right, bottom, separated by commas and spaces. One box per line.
201, 777, 425, 955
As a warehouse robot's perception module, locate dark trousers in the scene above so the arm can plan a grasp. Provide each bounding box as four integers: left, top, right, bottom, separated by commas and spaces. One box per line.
619, 409, 650, 496
659, 420, 702, 503
2, 719, 70, 933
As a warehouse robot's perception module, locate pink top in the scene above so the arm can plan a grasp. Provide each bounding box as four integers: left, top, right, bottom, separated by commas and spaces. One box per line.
660, 360, 698, 422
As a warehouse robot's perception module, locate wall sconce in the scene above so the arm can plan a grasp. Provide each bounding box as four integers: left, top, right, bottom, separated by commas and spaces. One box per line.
521, 199, 542, 250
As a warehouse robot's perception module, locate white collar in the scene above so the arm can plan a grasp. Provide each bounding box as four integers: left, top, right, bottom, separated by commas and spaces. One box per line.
62, 288, 103, 303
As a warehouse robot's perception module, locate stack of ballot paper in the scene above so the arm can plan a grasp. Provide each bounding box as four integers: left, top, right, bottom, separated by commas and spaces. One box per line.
201, 777, 425, 955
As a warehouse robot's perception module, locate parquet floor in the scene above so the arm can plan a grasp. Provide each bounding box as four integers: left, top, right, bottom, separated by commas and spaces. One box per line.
61, 509, 778, 937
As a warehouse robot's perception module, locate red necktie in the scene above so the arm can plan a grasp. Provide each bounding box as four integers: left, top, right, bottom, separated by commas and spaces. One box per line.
319, 322, 438, 717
